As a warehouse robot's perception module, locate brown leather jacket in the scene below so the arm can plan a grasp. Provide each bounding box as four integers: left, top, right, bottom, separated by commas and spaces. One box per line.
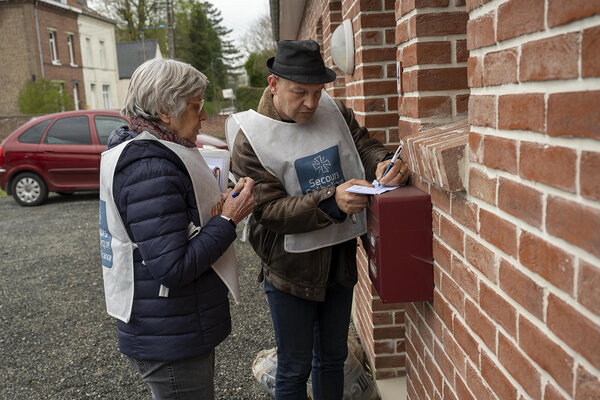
230, 88, 392, 301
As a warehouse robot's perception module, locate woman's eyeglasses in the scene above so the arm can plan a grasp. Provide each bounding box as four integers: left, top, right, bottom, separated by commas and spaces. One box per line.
189, 99, 205, 114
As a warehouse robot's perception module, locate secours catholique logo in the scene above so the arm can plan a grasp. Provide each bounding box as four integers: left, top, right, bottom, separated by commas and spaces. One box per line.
295, 145, 345, 194
99, 200, 113, 268
312, 155, 331, 173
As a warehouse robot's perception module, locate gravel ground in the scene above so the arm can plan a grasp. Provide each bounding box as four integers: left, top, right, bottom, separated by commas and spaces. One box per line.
0, 192, 274, 399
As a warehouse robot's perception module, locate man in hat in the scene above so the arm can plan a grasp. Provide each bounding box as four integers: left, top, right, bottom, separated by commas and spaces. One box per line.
227, 40, 409, 399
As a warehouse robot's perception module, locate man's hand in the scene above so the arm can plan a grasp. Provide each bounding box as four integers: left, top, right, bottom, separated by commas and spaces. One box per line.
376, 159, 410, 186
221, 177, 256, 226
335, 179, 372, 215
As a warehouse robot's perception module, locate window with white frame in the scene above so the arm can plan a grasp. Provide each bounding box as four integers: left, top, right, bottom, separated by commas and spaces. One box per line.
49, 30, 59, 64
72, 82, 80, 110
102, 85, 111, 108
85, 37, 92, 67
52, 81, 66, 111
90, 83, 97, 109
67, 34, 76, 66
99, 40, 106, 68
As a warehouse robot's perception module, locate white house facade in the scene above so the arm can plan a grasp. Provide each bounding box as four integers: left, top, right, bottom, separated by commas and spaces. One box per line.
78, 13, 120, 110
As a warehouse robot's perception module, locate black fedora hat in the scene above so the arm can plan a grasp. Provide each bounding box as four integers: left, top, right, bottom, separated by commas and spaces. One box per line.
267, 40, 337, 84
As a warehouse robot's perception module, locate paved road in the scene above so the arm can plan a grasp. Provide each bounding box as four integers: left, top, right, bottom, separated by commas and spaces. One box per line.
0, 193, 274, 399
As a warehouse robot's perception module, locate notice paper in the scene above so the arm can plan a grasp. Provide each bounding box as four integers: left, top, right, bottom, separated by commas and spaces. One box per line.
199, 148, 230, 192
346, 180, 399, 195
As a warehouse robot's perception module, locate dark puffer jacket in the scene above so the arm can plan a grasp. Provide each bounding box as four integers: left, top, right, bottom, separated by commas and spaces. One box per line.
106, 126, 236, 361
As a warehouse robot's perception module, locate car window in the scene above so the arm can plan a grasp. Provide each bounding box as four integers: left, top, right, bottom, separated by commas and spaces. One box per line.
18, 119, 52, 144
45, 116, 91, 145
94, 116, 127, 145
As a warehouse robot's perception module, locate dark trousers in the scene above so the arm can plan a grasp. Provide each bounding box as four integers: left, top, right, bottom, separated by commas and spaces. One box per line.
265, 279, 353, 400
128, 351, 215, 400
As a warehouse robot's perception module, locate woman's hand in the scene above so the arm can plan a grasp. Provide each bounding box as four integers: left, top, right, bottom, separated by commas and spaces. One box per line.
221, 177, 256, 226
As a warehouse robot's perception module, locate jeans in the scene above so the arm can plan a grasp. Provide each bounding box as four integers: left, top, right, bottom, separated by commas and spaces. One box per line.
265, 279, 353, 400
128, 350, 215, 400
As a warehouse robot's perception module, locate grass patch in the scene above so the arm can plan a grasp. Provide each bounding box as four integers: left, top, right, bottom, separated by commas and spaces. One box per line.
0, 189, 6, 197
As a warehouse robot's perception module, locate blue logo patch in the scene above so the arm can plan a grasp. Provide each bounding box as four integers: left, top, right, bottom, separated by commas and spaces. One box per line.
99, 200, 113, 268
294, 145, 345, 194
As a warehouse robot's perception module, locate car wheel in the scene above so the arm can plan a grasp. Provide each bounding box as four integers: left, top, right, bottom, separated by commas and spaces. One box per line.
11, 173, 48, 206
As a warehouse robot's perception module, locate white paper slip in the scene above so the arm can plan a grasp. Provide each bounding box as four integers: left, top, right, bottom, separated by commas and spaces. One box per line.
346, 184, 399, 195
199, 148, 231, 192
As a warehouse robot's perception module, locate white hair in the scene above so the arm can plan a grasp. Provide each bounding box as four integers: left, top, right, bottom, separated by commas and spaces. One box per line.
121, 58, 208, 121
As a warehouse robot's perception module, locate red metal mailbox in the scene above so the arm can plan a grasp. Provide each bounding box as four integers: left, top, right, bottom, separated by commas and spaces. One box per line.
366, 186, 433, 303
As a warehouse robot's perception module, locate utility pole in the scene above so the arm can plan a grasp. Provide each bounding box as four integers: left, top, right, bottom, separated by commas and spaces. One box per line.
210, 57, 223, 114
140, 29, 146, 62
166, 0, 175, 58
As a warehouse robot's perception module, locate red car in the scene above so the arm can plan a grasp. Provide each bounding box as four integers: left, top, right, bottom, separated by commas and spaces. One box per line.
0, 110, 227, 206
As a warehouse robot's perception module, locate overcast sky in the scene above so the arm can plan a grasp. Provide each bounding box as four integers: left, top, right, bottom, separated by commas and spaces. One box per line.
207, 0, 270, 46
89, 0, 271, 46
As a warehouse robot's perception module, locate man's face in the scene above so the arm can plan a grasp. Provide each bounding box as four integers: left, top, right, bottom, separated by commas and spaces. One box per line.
268, 76, 324, 123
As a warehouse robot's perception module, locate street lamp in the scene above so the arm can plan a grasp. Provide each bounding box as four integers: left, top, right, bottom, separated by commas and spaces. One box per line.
210, 56, 223, 114
139, 25, 165, 62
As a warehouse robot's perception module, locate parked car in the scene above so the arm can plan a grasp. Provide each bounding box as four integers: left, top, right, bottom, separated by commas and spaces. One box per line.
196, 133, 229, 149
0, 110, 228, 206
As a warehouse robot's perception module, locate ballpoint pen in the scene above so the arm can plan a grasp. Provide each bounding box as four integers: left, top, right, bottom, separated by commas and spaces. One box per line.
231, 179, 264, 197
379, 142, 404, 183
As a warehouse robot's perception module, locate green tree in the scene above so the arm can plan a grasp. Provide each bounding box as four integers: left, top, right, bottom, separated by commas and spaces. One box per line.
235, 86, 264, 111
237, 13, 276, 110
96, 0, 241, 113
244, 50, 273, 88
176, 3, 220, 76
204, 1, 242, 78
18, 79, 74, 115
174, 1, 241, 111
242, 14, 277, 55
95, 0, 167, 53
241, 13, 275, 88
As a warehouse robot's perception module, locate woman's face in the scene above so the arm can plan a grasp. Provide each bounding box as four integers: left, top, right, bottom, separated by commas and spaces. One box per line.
161, 94, 207, 143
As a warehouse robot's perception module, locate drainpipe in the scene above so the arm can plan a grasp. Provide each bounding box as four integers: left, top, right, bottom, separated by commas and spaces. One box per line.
34, 0, 45, 78
269, 0, 279, 42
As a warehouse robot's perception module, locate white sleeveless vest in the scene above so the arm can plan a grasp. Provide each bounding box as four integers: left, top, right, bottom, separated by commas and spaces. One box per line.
226, 91, 367, 253
99, 132, 239, 323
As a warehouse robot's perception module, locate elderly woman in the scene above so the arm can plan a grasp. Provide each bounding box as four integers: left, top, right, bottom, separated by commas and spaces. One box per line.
99, 58, 255, 399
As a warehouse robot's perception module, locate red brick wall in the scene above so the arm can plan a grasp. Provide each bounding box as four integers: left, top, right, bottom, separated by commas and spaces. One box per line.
0, 1, 85, 115
396, 0, 469, 136
355, 238, 408, 379
404, 1, 600, 399
37, 2, 85, 109
202, 115, 228, 139
295, 0, 600, 395
0, 2, 40, 115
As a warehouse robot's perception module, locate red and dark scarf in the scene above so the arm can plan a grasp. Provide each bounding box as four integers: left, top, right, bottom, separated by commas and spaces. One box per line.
130, 115, 196, 148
